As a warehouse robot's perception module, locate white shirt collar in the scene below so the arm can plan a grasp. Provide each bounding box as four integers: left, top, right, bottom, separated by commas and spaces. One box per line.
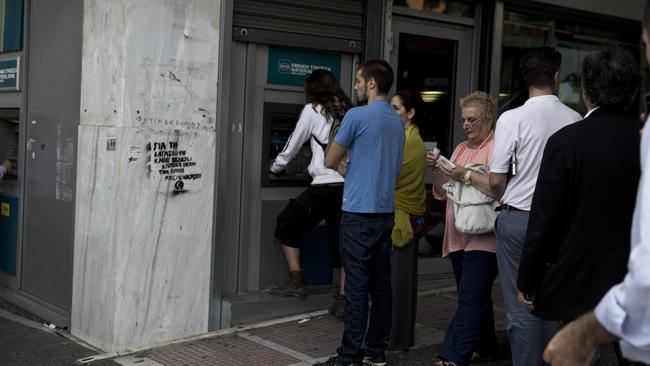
584, 107, 599, 118
524, 95, 560, 105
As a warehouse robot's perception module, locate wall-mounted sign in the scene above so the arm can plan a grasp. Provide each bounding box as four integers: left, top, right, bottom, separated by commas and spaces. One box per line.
0, 57, 19, 92
268, 48, 341, 87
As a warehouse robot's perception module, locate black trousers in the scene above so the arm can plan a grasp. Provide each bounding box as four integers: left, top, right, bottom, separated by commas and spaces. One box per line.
275, 184, 343, 267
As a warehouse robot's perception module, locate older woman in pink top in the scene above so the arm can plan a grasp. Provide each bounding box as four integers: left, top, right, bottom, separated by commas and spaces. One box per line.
426, 91, 498, 366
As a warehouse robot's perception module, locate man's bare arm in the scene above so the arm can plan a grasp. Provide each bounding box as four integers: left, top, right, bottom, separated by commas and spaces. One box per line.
489, 172, 508, 200
325, 141, 347, 170
544, 311, 618, 366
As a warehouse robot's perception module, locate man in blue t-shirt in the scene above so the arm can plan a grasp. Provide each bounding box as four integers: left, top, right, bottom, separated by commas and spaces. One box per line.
317, 60, 405, 366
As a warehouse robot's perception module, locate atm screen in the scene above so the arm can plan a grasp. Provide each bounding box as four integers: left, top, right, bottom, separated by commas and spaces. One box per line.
261, 102, 313, 186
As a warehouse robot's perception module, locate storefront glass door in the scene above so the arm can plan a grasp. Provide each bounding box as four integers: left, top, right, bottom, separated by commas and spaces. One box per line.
390, 15, 476, 276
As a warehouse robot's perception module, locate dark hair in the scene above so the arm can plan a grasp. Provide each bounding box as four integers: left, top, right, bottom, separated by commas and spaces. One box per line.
360, 59, 394, 95
519, 47, 562, 88
394, 89, 424, 130
304, 69, 352, 121
581, 45, 640, 109
643, 0, 650, 32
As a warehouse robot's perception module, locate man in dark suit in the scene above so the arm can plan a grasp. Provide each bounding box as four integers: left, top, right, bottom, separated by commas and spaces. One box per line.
516, 45, 642, 322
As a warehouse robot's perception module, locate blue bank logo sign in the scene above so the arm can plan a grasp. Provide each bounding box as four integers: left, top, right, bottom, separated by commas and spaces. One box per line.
268, 48, 341, 87
279, 59, 292, 73
0, 57, 19, 91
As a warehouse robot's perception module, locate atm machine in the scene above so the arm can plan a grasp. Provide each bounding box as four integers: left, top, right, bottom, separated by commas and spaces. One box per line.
229, 43, 356, 291
261, 102, 312, 187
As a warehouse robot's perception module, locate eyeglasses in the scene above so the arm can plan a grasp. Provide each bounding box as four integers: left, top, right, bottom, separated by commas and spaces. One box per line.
461, 117, 482, 130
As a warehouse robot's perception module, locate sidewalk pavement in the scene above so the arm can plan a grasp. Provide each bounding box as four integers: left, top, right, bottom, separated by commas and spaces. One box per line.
0, 283, 620, 366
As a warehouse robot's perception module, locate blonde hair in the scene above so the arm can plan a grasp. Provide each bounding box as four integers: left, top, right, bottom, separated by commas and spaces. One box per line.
459, 91, 496, 129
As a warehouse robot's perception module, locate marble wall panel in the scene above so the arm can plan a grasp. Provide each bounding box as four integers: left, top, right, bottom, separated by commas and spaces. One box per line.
79, 0, 127, 127
73, 0, 220, 352
72, 125, 215, 352
80, 0, 219, 131
72, 125, 122, 348
123, 0, 219, 132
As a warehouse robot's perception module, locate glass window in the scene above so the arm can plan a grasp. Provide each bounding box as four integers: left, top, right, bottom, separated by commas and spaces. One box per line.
0, 0, 24, 53
394, 0, 475, 18
395, 33, 456, 155
499, 10, 642, 115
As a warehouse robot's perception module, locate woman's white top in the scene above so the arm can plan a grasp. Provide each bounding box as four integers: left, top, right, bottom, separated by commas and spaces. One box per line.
270, 103, 344, 185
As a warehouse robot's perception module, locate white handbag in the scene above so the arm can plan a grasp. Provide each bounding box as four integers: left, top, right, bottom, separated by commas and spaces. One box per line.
442, 163, 498, 234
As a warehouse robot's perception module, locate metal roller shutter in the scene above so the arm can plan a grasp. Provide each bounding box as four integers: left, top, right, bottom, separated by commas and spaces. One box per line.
233, 0, 364, 53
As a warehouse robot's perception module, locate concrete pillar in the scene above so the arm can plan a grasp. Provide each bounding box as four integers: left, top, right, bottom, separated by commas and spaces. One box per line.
71, 0, 220, 352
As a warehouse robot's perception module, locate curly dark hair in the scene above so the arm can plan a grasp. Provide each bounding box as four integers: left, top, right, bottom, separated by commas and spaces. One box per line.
394, 89, 424, 130
520, 47, 562, 88
304, 69, 352, 121
582, 46, 640, 109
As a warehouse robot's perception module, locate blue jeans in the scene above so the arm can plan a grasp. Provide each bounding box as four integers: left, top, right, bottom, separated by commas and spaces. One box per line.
336, 211, 394, 364
438, 250, 499, 366
495, 210, 561, 366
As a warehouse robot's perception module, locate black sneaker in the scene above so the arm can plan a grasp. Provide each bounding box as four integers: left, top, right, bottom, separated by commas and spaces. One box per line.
313, 356, 363, 366
363, 354, 386, 366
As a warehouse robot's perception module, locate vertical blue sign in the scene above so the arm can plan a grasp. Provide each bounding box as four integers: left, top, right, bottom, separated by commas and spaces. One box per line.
3, 0, 25, 52
268, 48, 341, 87
0, 58, 19, 91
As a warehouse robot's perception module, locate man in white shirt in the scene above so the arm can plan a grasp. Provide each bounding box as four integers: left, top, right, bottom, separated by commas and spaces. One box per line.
542, 3, 650, 365
489, 47, 582, 366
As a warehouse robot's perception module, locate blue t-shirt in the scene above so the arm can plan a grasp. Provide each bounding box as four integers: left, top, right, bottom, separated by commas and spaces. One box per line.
334, 99, 405, 213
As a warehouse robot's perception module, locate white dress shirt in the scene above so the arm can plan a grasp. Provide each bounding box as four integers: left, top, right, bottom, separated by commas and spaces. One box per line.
491, 95, 582, 210
595, 121, 650, 364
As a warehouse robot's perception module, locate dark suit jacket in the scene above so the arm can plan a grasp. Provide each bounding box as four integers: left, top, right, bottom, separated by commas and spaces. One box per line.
517, 107, 641, 321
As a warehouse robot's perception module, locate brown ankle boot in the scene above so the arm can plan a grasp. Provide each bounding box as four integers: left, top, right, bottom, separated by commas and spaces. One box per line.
269, 270, 307, 298
328, 293, 345, 320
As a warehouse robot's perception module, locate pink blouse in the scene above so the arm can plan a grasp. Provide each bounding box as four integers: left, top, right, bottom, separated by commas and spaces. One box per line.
433, 133, 497, 257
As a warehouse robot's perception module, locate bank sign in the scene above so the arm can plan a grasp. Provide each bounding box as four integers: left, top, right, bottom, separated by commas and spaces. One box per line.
268, 48, 341, 87
0, 57, 19, 91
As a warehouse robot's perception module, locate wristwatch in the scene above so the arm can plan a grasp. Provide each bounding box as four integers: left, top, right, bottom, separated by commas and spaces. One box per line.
461, 169, 473, 185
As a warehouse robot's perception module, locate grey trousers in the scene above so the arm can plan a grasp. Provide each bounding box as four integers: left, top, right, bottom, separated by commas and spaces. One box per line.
495, 210, 561, 366
389, 239, 418, 350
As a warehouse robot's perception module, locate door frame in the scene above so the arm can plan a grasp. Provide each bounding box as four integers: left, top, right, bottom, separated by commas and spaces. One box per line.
390, 15, 477, 150
222, 41, 357, 298
389, 13, 479, 276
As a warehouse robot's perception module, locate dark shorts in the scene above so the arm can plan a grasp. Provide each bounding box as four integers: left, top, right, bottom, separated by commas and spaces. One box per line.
275, 183, 344, 268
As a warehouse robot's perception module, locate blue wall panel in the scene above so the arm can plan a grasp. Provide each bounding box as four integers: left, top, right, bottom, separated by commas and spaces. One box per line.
0, 194, 18, 276
3, 0, 24, 52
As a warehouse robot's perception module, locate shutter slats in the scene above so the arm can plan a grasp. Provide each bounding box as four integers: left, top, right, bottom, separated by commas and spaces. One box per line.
234, 0, 364, 41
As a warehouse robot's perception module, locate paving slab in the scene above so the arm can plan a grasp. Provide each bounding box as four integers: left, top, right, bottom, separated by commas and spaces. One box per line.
143, 334, 300, 366
0, 316, 118, 366
248, 315, 344, 359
